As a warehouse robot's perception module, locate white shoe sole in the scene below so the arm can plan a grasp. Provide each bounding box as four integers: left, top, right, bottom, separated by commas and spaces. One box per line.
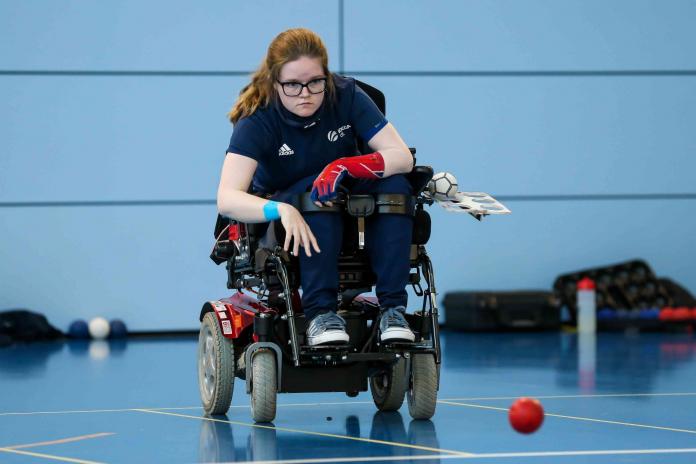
307, 330, 350, 346
380, 327, 416, 342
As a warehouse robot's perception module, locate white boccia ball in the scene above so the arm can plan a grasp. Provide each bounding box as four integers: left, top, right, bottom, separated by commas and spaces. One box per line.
430, 172, 459, 200
88, 317, 111, 340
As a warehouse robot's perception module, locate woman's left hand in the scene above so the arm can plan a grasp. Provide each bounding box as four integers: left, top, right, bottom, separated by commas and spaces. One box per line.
277, 203, 321, 256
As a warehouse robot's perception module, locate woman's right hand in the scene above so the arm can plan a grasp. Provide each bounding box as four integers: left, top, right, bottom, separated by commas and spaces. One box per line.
277, 203, 321, 257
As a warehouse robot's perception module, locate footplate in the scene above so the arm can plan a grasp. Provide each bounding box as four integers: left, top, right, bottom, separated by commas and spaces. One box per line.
381, 340, 435, 351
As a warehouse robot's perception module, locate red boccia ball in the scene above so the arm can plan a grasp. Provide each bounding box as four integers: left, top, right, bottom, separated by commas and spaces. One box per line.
509, 397, 545, 434
674, 307, 691, 321
659, 307, 675, 321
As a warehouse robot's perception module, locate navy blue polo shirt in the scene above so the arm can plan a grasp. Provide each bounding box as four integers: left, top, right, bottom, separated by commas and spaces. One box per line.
226, 74, 388, 194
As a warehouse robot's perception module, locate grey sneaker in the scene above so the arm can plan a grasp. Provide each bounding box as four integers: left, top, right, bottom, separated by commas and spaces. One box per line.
379, 306, 415, 342
306, 312, 350, 346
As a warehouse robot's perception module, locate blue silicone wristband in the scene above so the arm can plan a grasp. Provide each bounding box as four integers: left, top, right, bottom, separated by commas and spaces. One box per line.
263, 200, 281, 221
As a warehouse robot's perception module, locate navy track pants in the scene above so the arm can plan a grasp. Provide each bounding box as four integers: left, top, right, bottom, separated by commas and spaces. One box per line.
271, 174, 413, 321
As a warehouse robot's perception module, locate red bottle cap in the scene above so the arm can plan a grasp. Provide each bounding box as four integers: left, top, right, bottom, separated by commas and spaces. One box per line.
577, 277, 595, 290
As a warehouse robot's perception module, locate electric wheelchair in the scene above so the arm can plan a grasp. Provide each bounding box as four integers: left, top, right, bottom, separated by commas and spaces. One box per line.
198, 81, 441, 423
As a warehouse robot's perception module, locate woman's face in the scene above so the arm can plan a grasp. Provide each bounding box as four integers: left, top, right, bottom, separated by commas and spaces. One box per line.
275, 56, 326, 118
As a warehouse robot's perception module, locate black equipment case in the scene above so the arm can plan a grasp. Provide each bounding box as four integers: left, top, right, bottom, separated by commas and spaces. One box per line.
443, 291, 560, 331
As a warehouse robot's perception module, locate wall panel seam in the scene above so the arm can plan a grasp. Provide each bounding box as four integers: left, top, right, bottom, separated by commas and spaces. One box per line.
3, 70, 696, 77
2, 194, 695, 208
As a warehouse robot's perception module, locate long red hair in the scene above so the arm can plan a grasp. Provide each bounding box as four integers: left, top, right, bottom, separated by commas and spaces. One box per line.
228, 28, 335, 124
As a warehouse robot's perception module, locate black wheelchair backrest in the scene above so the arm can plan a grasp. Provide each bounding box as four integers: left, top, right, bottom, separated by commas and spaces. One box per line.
354, 78, 386, 115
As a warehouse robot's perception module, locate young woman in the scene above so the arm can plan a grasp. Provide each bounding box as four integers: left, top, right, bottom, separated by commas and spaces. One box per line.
218, 28, 415, 346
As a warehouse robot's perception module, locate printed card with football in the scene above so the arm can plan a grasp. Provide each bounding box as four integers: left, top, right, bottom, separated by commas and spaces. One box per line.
438, 191, 511, 216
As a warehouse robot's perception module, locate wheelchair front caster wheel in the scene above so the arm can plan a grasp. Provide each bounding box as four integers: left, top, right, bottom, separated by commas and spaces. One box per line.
251, 349, 277, 422
407, 354, 437, 419
370, 357, 407, 411
198, 312, 235, 415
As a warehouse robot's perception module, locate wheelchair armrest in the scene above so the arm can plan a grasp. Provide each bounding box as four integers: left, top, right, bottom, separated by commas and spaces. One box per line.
406, 165, 434, 196
213, 214, 270, 240
213, 213, 229, 239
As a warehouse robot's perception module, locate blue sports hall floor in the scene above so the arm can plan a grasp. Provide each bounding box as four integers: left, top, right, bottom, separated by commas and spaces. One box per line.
3, 330, 696, 463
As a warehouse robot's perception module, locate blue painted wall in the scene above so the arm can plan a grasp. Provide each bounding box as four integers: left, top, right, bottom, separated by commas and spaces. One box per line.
1, 1, 694, 330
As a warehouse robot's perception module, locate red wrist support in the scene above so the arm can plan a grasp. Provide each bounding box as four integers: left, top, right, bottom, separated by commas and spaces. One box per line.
339, 152, 385, 179
311, 152, 385, 202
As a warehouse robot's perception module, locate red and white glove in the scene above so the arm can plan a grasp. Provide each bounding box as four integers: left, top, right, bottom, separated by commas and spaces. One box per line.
311, 152, 385, 202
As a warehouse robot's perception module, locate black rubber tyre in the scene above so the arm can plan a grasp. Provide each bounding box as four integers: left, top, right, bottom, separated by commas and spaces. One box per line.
198, 312, 235, 416
250, 349, 277, 422
370, 357, 408, 411
407, 354, 438, 420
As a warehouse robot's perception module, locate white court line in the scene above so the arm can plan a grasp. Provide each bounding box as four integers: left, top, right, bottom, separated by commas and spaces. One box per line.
439, 401, 696, 434
0, 447, 103, 464
222, 447, 696, 463
442, 392, 696, 401
135, 408, 473, 457
5, 432, 115, 450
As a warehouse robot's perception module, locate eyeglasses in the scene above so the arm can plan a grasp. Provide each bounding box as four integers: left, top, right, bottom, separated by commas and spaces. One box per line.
276, 77, 327, 97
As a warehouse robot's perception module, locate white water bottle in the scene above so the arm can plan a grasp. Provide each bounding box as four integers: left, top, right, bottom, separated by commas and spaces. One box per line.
577, 277, 596, 333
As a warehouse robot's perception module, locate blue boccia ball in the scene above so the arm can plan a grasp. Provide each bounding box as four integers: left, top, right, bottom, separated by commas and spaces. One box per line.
109, 319, 128, 338
68, 320, 90, 339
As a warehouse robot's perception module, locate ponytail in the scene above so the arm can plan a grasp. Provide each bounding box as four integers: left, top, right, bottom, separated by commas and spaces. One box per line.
228, 65, 272, 124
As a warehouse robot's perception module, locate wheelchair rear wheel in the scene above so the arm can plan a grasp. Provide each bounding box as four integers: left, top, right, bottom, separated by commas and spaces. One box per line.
407, 354, 438, 419
370, 357, 407, 411
250, 349, 277, 422
198, 312, 235, 415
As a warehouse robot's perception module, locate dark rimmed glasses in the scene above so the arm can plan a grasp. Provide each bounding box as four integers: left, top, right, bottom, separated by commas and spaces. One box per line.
276, 77, 327, 97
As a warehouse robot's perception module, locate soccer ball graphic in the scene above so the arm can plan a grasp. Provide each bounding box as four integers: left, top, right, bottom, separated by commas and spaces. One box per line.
429, 172, 458, 200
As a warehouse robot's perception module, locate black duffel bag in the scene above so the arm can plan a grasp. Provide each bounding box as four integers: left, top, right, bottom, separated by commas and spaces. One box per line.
0, 309, 63, 347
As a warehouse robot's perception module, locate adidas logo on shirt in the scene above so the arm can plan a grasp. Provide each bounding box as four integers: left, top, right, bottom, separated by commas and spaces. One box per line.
278, 143, 294, 156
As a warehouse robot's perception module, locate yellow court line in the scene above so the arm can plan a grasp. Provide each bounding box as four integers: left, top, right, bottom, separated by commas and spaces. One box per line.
232, 456, 452, 464
0, 406, 207, 417
0, 407, 150, 416
441, 392, 696, 401
134, 408, 473, 456
5, 393, 695, 418
3, 393, 695, 417
438, 400, 696, 434
0, 447, 103, 464
6, 432, 115, 450
261, 400, 375, 408
216, 400, 373, 410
